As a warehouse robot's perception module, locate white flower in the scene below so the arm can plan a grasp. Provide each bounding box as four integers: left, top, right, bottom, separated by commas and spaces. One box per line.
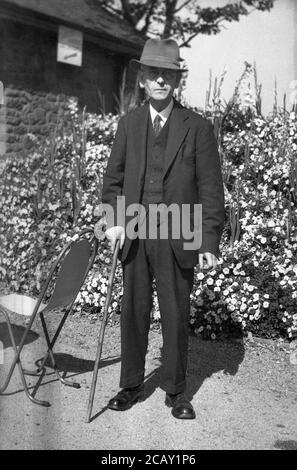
267, 220, 275, 228
263, 301, 269, 308
100, 285, 107, 294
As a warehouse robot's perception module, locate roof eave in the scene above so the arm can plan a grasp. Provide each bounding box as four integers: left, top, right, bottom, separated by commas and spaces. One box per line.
0, 1, 145, 56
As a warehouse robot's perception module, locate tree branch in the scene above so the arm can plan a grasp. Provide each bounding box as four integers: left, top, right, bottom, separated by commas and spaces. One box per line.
162, 0, 179, 38
120, 0, 138, 27
179, 31, 201, 48
94, 0, 275, 48
141, 0, 158, 34
174, 0, 193, 14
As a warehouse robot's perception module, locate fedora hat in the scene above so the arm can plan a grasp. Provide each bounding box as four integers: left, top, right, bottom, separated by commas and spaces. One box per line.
131, 38, 187, 71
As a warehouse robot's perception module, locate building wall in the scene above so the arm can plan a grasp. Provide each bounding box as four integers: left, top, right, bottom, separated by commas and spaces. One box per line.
0, 18, 129, 159
0, 18, 126, 112
0, 87, 74, 159
182, 0, 296, 115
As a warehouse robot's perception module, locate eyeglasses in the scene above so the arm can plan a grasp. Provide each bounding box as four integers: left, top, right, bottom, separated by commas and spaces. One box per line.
142, 67, 178, 80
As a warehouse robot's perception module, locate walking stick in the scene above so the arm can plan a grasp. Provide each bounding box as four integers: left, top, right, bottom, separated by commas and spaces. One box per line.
85, 238, 120, 423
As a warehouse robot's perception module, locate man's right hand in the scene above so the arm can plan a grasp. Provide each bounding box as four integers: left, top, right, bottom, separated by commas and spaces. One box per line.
105, 226, 125, 252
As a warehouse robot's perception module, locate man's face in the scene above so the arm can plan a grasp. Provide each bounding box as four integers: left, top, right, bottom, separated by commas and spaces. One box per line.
139, 65, 181, 107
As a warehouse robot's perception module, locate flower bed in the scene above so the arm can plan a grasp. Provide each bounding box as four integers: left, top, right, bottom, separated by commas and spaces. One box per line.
0, 100, 296, 340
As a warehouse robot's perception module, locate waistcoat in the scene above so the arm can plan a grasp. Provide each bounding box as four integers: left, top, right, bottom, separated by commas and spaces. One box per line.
141, 114, 170, 205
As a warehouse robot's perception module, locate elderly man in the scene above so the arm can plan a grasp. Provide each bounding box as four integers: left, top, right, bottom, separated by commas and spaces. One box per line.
100, 38, 225, 419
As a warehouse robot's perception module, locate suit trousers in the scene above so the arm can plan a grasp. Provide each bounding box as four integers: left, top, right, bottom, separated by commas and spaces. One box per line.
120, 235, 194, 394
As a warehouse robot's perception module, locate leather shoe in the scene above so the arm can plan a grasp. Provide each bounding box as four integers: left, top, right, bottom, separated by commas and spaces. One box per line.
107, 384, 144, 411
165, 392, 196, 419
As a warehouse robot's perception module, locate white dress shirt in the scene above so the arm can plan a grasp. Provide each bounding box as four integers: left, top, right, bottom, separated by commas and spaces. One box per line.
149, 99, 174, 129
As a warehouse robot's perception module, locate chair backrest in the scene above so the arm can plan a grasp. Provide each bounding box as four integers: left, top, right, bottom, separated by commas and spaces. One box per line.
44, 237, 95, 312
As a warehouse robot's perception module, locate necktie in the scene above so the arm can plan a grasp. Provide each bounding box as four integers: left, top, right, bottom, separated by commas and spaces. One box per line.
153, 114, 162, 136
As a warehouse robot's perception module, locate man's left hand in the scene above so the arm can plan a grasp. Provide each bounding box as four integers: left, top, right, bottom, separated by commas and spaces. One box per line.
199, 252, 218, 270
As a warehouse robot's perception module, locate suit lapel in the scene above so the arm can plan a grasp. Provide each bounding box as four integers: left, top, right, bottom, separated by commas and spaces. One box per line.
163, 103, 189, 180
131, 103, 149, 194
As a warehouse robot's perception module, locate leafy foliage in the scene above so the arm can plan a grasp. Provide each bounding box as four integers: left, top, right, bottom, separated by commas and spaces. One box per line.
95, 0, 274, 47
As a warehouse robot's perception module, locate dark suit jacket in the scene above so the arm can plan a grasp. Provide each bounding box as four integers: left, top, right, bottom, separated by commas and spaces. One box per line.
102, 100, 225, 269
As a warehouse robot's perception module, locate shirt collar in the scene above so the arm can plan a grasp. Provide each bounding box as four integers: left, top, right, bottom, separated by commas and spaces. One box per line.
149, 99, 174, 125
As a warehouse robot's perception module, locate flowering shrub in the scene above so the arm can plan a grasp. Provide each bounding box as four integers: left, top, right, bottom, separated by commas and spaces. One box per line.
0, 104, 122, 319
189, 108, 297, 340
0, 96, 296, 340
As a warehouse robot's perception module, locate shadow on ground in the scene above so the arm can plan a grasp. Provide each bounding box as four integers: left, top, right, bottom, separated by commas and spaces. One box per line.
42, 353, 121, 373
274, 440, 297, 450
0, 322, 39, 348
142, 333, 245, 401
1, 351, 121, 397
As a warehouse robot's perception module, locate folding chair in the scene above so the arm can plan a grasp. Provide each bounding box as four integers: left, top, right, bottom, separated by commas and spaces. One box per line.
0, 228, 98, 407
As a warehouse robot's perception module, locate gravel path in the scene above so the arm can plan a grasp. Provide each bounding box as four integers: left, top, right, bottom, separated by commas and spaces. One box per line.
0, 313, 297, 450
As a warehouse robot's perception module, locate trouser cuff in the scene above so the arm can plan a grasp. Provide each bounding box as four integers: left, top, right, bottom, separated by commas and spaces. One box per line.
160, 379, 186, 395
120, 372, 144, 389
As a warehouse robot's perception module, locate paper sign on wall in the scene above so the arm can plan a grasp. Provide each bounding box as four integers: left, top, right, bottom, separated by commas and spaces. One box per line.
57, 26, 83, 66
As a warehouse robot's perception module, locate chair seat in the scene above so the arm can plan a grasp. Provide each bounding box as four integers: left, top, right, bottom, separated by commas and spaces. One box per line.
0, 294, 47, 317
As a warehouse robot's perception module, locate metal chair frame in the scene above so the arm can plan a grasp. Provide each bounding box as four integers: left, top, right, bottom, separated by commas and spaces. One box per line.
0, 228, 98, 407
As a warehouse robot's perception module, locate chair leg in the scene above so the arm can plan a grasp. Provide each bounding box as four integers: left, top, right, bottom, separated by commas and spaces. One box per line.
22, 366, 46, 377
48, 348, 80, 389
0, 312, 19, 394
17, 361, 50, 407
36, 309, 69, 372
39, 311, 80, 389
0, 312, 50, 406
